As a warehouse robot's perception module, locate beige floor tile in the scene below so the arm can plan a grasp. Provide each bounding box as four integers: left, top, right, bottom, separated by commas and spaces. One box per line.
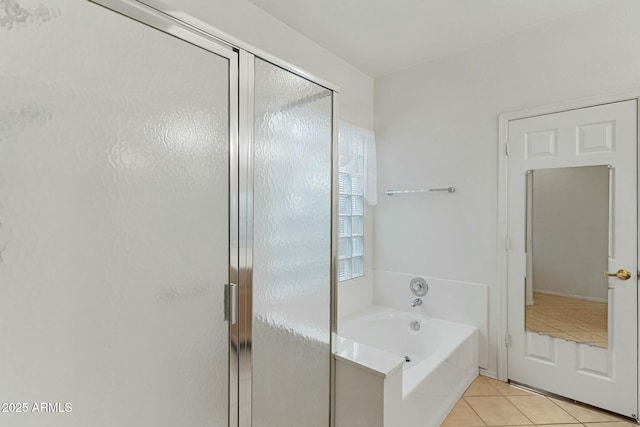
567, 331, 601, 342
484, 378, 535, 396
464, 376, 501, 397
540, 327, 565, 334
583, 423, 636, 427
442, 400, 486, 427
581, 315, 607, 322
506, 396, 577, 425
465, 397, 532, 426
549, 322, 589, 332
527, 323, 559, 333
550, 398, 622, 423
445, 375, 627, 427
572, 321, 607, 333
528, 293, 607, 346
534, 314, 562, 324
545, 331, 579, 341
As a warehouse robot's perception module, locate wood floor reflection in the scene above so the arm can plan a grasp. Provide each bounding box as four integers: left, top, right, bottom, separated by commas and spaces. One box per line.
525, 293, 608, 348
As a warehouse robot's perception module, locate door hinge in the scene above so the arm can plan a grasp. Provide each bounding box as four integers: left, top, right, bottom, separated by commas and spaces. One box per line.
504, 237, 511, 251
224, 283, 237, 325
505, 142, 510, 156
505, 332, 512, 347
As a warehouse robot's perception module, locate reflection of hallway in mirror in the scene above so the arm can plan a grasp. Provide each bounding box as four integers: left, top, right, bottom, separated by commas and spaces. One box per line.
525, 293, 607, 348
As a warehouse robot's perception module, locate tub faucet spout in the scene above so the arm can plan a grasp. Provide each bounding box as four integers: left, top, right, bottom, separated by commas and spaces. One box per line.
411, 298, 422, 307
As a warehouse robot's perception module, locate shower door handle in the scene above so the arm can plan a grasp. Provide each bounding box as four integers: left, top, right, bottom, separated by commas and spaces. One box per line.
224, 283, 238, 324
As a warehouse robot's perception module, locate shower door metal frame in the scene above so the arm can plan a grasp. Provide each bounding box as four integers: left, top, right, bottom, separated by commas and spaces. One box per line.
238, 50, 254, 427
330, 79, 340, 427
87, 2, 340, 426
94, 0, 339, 93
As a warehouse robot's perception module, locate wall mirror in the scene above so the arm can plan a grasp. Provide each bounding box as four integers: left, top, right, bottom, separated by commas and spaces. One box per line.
525, 165, 609, 348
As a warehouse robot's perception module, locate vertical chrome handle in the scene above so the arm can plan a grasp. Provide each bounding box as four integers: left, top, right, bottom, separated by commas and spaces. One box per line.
224, 283, 238, 324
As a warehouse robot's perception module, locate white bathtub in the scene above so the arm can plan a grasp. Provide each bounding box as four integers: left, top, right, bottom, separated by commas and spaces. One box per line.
335, 305, 478, 427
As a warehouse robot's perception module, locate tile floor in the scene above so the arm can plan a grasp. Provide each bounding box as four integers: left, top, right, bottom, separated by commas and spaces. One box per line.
442, 376, 635, 427
525, 292, 607, 347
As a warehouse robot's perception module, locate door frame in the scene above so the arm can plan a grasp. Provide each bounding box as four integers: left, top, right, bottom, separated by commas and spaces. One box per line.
497, 92, 640, 407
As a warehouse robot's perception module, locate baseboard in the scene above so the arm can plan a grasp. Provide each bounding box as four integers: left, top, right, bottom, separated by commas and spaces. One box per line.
479, 368, 498, 379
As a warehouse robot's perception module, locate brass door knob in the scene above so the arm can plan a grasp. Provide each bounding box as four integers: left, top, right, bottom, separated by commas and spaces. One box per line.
604, 269, 632, 280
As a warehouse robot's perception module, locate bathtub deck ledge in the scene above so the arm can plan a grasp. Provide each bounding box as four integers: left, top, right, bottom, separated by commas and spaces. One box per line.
334, 335, 405, 378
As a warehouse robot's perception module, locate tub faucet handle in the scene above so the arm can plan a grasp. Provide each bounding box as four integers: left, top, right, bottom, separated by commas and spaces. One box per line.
410, 277, 428, 297
411, 298, 423, 307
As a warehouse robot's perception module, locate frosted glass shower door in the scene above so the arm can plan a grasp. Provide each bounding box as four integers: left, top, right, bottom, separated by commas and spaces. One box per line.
0, 1, 235, 426
251, 58, 334, 427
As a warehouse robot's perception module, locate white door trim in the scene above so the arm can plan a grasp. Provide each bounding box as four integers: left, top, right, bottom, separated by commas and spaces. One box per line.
497, 91, 640, 407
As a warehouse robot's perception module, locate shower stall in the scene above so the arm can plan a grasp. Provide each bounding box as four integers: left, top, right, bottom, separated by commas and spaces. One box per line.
0, 1, 337, 426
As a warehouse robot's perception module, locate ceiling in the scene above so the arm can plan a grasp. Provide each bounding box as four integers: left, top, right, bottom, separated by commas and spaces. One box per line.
247, 0, 611, 77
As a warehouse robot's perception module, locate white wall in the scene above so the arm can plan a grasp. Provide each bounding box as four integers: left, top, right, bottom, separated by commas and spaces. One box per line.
373, 0, 640, 376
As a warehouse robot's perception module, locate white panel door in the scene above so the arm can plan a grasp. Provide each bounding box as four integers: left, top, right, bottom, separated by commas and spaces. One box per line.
507, 100, 638, 417
0, 1, 235, 426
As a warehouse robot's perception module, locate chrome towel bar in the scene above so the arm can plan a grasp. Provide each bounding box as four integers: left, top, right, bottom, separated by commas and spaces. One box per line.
385, 187, 456, 196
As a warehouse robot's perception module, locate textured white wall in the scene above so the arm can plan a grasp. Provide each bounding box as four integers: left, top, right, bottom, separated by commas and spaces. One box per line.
373, 0, 640, 376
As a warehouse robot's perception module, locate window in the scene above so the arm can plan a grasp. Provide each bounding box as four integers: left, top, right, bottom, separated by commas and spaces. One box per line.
338, 127, 366, 282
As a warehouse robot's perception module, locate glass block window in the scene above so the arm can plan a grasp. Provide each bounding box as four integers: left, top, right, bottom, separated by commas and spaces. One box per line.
338, 130, 365, 282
